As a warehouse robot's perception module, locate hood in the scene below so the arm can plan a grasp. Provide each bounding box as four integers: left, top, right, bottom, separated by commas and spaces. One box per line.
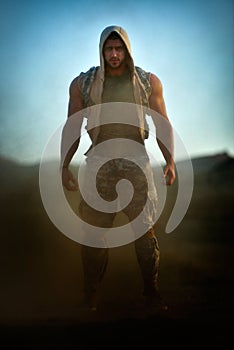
99, 25, 134, 74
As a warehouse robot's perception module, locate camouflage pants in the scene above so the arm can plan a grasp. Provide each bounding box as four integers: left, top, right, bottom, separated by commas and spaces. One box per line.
78, 157, 160, 295
81, 228, 160, 296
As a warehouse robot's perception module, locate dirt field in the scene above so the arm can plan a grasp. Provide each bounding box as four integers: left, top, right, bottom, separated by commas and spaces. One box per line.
0, 153, 233, 347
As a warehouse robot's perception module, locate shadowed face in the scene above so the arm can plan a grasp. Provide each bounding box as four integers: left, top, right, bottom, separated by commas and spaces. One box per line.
103, 38, 127, 69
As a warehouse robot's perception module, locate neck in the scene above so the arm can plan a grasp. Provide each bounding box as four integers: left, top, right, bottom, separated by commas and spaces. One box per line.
105, 64, 129, 77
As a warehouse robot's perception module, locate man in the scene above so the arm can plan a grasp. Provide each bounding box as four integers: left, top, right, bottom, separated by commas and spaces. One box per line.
61, 25, 176, 312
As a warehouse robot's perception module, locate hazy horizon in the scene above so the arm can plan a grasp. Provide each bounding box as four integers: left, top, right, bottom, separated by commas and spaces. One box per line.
0, 148, 232, 168
0, 0, 233, 165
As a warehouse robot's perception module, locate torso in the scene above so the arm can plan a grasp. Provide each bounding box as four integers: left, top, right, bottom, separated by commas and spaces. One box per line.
102, 71, 134, 103
96, 71, 143, 145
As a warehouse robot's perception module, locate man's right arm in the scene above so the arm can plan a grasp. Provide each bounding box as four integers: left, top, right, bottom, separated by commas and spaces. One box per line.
60, 77, 84, 191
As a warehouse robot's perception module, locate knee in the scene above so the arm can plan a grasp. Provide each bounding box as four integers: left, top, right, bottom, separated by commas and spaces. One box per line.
135, 227, 159, 254
143, 227, 155, 239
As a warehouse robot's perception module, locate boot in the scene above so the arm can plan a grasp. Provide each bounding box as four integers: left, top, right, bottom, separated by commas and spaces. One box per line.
143, 283, 168, 312
84, 287, 98, 311
135, 228, 168, 312
81, 245, 109, 311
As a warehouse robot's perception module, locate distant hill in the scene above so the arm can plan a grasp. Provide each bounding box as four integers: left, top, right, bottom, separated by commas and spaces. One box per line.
173, 152, 234, 188
1, 151, 233, 187
187, 152, 233, 174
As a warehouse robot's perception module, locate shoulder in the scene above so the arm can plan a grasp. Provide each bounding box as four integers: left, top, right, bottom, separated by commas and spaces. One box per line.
135, 66, 151, 82
68, 67, 99, 105
135, 67, 162, 89
75, 66, 99, 102
149, 73, 163, 94
135, 67, 163, 99
68, 76, 80, 99
135, 66, 152, 96
77, 66, 98, 86
69, 76, 79, 90
70, 67, 98, 89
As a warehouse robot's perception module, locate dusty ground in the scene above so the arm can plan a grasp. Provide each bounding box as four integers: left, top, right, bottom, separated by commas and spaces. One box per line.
0, 154, 233, 347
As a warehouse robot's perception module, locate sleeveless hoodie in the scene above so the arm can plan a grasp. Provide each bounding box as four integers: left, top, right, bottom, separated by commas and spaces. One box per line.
76, 25, 152, 148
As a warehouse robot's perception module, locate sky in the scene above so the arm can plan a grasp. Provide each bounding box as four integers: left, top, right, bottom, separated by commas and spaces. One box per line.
0, 0, 233, 164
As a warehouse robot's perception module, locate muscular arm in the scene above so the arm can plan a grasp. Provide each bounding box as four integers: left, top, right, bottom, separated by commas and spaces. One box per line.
60, 77, 84, 190
149, 73, 176, 185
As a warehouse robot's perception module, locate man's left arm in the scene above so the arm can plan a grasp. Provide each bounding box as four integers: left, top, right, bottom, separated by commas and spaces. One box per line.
149, 73, 176, 186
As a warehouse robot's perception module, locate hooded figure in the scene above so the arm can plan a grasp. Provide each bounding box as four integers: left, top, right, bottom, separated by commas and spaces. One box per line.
77, 25, 152, 149
76, 26, 159, 236
61, 25, 175, 312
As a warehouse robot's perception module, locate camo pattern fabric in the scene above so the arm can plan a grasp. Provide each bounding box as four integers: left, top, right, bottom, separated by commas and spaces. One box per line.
78, 155, 158, 229
77, 65, 152, 108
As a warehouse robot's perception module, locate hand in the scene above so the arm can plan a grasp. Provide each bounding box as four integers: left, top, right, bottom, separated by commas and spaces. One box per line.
62, 167, 78, 191
164, 163, 176, 186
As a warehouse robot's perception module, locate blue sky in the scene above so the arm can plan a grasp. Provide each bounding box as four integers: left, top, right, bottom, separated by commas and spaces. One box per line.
0, 0, 233, 164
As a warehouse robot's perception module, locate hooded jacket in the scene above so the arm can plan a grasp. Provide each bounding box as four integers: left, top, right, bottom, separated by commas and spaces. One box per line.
77, 25, 152, 148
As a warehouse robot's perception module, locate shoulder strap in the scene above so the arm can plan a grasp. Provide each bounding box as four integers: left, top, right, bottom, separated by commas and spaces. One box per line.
77, 66, 151, 106
135, 67, 152, 139
77, 66, 98, 106
135, 66, 152, 103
